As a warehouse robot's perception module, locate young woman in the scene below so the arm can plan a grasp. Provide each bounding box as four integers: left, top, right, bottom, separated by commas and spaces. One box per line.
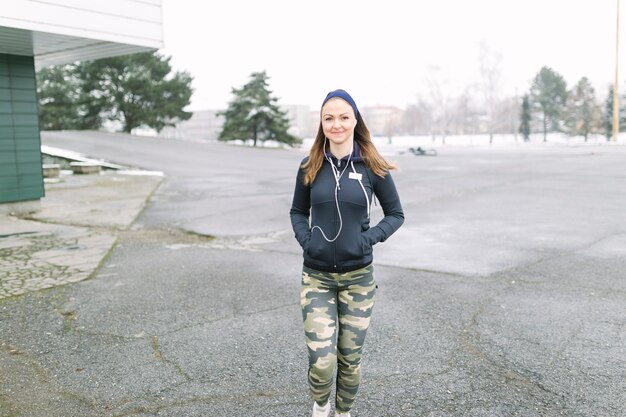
290, 89, 404, 417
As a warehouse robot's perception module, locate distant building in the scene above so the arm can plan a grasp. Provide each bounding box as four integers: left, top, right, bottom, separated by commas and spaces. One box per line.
360, 105, 404, 137
282, 104, 313, 139
0, 0, 163, 212
160, 110, 224, 142
161, 105, 316, 142
308, 110, 321, 138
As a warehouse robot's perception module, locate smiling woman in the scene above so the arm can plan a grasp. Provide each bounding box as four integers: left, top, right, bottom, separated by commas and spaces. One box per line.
321, 91, 359, 156
290, 89, 405, 417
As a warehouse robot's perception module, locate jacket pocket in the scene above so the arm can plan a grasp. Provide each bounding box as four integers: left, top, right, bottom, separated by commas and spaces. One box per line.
361, 232, 373, 256
307, 231, 326, 260
334, 229, 366, 263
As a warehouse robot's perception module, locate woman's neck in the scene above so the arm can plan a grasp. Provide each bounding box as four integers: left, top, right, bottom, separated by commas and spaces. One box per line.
329, 138, 354, 160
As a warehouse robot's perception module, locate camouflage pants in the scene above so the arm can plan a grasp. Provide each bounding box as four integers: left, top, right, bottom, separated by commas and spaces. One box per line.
300, 264, 376, 413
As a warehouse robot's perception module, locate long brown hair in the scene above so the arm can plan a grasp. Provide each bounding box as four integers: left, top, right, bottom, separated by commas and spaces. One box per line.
301, 112, 396, 185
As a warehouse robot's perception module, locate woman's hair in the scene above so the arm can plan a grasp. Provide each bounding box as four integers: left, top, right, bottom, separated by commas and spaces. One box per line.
301, 111, 397, 185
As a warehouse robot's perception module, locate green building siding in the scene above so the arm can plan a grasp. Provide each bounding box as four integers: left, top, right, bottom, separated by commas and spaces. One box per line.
0, 53, 44, 204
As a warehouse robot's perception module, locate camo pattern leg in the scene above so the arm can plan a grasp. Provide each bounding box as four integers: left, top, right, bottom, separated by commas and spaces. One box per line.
335, 265, 376, 412
301, 264, 376, 411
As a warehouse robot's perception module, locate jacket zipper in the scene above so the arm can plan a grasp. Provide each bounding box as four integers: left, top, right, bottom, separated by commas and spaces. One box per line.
333, 158, 338, 269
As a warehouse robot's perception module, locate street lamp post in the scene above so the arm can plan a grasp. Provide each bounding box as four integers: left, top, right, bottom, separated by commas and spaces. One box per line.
613, 0, 620, 141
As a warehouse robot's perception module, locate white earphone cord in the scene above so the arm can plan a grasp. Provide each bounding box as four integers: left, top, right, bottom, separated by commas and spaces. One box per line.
311, 147, 351, 242
311, 146, 370, 243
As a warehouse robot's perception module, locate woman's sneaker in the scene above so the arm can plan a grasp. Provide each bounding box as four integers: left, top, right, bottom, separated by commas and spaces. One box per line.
312, 401, 330, 417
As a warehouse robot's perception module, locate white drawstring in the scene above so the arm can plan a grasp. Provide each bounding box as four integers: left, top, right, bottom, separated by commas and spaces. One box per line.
351, 160, 370, 220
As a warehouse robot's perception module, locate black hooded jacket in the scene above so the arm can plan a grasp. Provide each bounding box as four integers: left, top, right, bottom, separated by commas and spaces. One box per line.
290, 145, 404, 273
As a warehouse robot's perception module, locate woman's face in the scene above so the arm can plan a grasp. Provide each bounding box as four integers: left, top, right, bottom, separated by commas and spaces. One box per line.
321, 98, 357, 147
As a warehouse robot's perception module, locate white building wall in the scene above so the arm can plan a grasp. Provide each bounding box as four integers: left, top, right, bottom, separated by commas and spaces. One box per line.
0, 0, 163, 65
1, 0, 162, 47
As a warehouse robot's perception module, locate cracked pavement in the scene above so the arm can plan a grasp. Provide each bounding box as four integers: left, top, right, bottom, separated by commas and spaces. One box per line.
1, 131, 625, 416
0, 172, 163, 300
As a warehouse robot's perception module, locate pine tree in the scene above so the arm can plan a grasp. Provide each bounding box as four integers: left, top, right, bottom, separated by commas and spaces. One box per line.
218, 71, 299, 147
605, 85, 614, 140
79, 52, 193, 133
603, 85, 626, 140
36, 64, 101, 130
529, 66, 568, 142
519, 95, 531, 141
37, 52, 193, 133
563, 77, 602, 141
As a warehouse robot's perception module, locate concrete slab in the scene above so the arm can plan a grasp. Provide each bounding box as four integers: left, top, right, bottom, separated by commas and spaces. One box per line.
0, 171, 163, 300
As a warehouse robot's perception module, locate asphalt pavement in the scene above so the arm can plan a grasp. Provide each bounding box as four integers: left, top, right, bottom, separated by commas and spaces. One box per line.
1, 131, 625, 417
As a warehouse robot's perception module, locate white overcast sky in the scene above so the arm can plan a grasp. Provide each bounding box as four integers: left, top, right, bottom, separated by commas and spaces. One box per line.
160, 0, 623, 111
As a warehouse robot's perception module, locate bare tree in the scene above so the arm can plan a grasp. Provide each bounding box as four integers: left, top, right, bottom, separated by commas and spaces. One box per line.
494, 95, 521, 135
478, 41, 503, 144
425, 65, 450, 144
564, 77, 602, 141
400, 99, 432, 135
383, 107, 402, 144
450, 87, 477, 135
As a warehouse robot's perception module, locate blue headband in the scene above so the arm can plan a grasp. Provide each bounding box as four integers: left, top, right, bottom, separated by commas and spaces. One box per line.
321, 89, 359, 119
